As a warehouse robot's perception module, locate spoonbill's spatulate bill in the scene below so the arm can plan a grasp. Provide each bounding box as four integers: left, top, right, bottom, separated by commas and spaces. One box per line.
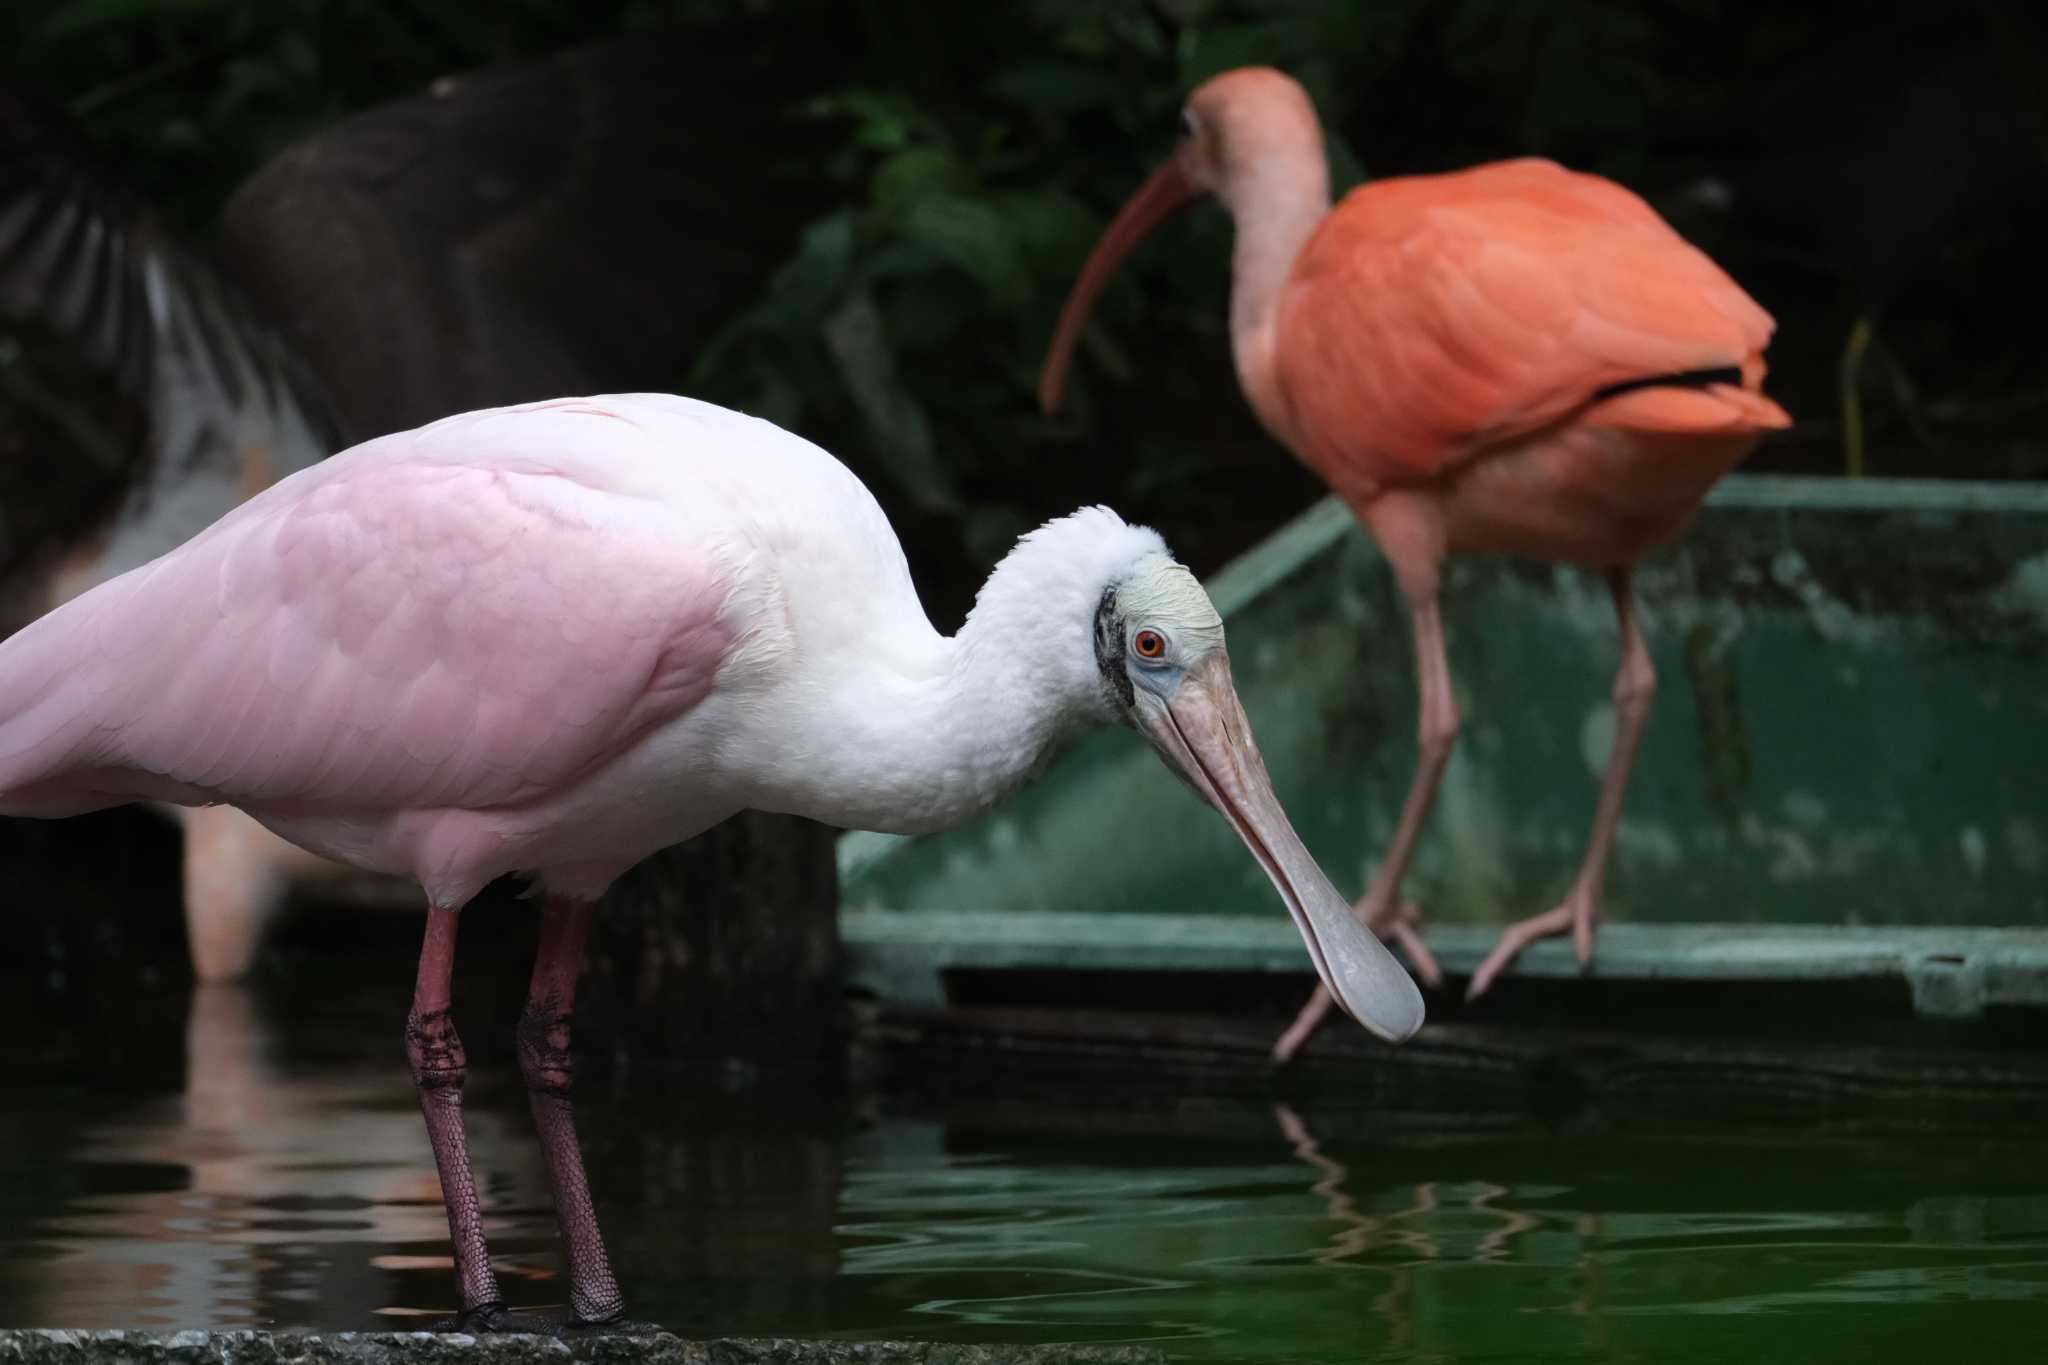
1040, 67, 1789, 1063
0, 392, 1422, 1329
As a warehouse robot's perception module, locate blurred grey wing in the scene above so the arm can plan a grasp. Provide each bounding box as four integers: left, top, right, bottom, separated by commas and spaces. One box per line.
0, 88, 151, 399
0, 83, 342, 607
215, 26, 843, 437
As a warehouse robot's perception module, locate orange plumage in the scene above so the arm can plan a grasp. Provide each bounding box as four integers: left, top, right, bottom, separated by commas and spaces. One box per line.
1277, 158, 1783, 489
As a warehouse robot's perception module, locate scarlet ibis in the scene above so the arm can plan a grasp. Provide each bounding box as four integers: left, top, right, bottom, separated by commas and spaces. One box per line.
0, 392, 1424, 1328
1039, 67, 1788, 1061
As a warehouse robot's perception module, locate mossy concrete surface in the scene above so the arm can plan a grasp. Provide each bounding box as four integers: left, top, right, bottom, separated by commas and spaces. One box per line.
0, 1332, 1163, 1365
842, 478, 2048, 960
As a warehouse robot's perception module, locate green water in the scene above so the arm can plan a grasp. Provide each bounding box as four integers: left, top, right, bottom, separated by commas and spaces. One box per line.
2, 983, 2044, 1363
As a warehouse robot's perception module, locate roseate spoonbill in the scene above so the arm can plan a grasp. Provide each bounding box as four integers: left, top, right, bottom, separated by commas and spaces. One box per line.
0, 392, 1424, 1328
1039, 67, 1789, 1060
1, 29, 834, 980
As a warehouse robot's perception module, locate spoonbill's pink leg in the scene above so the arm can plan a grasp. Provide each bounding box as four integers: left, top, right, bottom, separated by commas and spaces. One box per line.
1467, 569, 1654, 999
518, 897, 642, 1330
406, 905, 514, 1328
1272, 595, 1457, 1065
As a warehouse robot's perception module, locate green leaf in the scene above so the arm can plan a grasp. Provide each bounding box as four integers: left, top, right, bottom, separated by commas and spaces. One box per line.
768, 211, 858, 323
822, 291, 960, 513
871, 147, 961, 216
36, 0, 237, 43
899, 193, 1029, 311
988, 61, 1129, 114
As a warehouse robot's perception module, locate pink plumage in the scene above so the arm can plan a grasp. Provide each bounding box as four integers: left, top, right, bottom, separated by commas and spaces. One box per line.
1, 397, 736, 906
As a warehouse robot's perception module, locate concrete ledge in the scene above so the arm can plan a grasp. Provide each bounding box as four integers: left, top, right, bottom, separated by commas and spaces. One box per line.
844, 910, 2048, 1018
0, 1332, 1163, 1365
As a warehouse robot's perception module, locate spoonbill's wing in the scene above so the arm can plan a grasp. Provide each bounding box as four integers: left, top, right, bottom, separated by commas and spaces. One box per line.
1273, 157, 1786, 491
0, 401, 739, 819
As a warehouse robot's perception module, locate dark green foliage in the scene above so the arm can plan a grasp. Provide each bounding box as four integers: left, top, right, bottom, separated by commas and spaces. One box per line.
4, 0, 2046, 621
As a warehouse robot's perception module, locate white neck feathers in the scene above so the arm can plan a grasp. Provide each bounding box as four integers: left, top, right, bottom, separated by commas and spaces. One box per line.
758, 508, 1166, 835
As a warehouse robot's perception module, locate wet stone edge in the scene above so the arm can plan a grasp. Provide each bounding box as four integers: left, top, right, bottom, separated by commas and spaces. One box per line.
0, 1333, 1165, 1365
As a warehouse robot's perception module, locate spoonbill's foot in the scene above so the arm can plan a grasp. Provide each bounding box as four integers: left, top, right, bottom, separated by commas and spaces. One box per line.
431, 1302, 550, 1334
1465, 886, 1600, 1001
1270, 898, 1439, 1066
561, 1314, 669, 1336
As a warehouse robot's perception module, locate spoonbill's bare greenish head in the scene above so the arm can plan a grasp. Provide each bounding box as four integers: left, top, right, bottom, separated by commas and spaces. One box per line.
1091, 552, 1424, 1044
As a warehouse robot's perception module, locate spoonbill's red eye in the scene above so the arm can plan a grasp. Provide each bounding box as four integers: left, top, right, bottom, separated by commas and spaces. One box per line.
1134, 629, 1166, 659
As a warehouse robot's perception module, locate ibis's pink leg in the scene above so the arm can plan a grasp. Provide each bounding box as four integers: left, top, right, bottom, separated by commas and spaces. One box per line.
1272, 595, 1457, 1065
1467, 569, 1655, 999
517, 896, 643, 1330
406, 905, 514, 1328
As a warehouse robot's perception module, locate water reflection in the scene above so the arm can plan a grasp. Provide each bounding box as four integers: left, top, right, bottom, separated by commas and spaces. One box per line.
1271, 1103, 1421, 1353
1, 980, 854, 1334
1272, 1102, 1617, 1359
3, 983, 2047, 1363
19, 985, 549, 1326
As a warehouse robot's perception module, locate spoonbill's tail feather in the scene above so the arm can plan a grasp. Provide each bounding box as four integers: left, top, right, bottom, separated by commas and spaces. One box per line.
0, 578, 151, 816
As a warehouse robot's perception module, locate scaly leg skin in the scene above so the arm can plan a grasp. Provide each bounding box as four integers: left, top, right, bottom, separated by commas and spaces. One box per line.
406, 905, 528, 1332
1272, 597, 1458, 1066
519, 897, 663, 1335
1467, 569, 1655, 1000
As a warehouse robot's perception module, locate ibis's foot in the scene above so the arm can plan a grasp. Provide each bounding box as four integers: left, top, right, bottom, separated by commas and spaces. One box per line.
1270, 985, 1335, 1067
1377, 899, 1443, 990
431, 1302, 553, 1335
1465, 888, 1600, 1001
1271, 899, 1437, 1066
561, 1314, 668, 1337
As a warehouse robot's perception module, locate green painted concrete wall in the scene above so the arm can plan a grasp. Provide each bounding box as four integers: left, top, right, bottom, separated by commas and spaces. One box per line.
842, 477, 2048, 933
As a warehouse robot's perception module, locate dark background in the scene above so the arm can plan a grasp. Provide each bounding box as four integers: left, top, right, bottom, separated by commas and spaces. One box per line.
6, 0, 2045, 619
1, 0, 2044, 1004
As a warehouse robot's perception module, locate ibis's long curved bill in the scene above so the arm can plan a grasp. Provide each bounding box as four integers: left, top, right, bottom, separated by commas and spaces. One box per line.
1142, 654, 1426, 1043
1038, 157, 1199, 414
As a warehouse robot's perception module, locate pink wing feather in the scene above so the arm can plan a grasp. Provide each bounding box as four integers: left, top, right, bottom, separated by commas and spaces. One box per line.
1272, 158, 1785, 494
0, 403, 736, 821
